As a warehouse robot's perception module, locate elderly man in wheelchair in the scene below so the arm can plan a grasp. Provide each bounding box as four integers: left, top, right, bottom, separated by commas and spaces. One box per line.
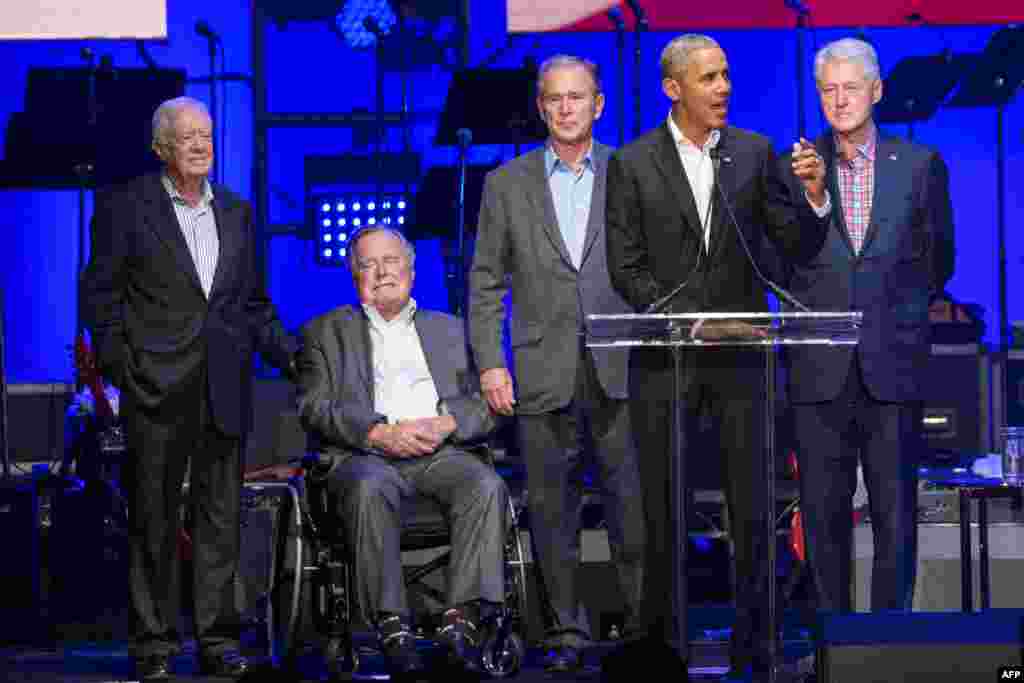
295, 226, 512, 678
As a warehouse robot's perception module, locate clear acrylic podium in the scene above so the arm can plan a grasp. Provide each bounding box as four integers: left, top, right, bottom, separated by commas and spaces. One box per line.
586, 311, 861, 681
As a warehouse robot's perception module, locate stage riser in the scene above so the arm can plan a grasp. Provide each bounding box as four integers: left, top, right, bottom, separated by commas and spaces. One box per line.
818, 611, 1024, 683
854, 522, 1024, 611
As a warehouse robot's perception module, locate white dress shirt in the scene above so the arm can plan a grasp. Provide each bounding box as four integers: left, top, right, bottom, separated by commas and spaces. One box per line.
667, 114, 720, 250
363, 298, 440, 423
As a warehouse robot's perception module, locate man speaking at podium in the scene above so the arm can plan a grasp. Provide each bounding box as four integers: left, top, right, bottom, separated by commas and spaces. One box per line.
604, 34, 829, 678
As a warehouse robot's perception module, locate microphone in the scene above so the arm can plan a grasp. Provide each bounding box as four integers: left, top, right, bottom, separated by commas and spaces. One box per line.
709, 146, 812, 312
607, 7, 626, 31
456, 128, 472, 149
195, 19, 221, 43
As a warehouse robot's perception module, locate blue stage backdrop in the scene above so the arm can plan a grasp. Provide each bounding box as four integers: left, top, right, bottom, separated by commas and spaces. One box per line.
0, 1, 1020, 383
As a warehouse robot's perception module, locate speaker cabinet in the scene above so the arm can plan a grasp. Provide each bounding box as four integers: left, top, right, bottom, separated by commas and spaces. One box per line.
6, 383, 71, 464
922, 345, 991, 457
817, 611, 1024, 683
0, 481, 42, 642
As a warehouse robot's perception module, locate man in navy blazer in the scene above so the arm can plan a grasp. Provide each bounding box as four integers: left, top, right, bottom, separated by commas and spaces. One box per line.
781, 38, 955, 616
79, 97, 299, 679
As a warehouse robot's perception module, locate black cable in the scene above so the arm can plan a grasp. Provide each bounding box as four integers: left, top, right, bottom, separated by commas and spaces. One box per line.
710, 148, 811, 312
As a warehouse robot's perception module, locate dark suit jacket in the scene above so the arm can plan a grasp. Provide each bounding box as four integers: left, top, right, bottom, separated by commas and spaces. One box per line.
79, 173, 298, 437
296, 305, 496, 469
605, 123, 829, 398
780, 132, 955, 404
469, 142, 633, 415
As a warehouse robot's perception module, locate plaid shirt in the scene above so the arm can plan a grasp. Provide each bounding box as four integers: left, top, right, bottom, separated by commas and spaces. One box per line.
835, 132, 876, 254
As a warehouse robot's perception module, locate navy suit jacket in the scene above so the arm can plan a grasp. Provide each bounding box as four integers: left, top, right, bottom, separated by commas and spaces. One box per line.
79, 173, 298, 437
781, 132, 955, 404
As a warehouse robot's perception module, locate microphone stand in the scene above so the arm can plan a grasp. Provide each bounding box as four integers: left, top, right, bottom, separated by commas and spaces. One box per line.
365, 19, 387, 216
199, 34, 220, 184
453, 131, 471, 316
608, 10, 627, 147
785, 0, 811, 140
625, 0, 648, 138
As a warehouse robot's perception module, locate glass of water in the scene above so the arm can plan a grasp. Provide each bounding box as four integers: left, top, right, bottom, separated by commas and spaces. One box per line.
1002, 427, 1024, 486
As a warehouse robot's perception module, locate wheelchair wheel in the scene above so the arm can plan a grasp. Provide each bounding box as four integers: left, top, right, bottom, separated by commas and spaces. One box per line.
504, 499, 530, 633
266, 484, 305, 665
481, 630, 524, 678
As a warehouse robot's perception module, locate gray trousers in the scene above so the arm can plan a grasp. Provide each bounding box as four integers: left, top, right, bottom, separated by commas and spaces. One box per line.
517, 347, 645, 640
326, 448, 508, 621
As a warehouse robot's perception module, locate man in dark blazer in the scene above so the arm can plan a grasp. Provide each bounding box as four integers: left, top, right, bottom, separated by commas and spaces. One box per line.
79, 97, 299, 680
781, 38, 954, 617
468, 55, 645, 671
297, 227, 507, 677
604, 34, 828, 678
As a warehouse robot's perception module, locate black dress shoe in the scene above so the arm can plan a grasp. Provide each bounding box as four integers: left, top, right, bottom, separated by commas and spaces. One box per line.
199, 650, 250, 679
135, 654, 170, 680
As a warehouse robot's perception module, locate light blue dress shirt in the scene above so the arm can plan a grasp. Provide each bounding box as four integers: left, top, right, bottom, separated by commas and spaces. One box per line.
545, 144, 595, 269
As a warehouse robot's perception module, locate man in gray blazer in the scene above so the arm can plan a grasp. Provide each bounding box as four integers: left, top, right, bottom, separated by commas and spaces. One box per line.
296, 227, 508, 678
469, 54, 644, 671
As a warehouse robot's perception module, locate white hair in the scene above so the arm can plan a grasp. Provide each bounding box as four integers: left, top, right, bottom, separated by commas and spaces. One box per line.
151, 96, 211, 149
347, 227, 416, 271
660, 34, 721, 79
814, 38, 880, 84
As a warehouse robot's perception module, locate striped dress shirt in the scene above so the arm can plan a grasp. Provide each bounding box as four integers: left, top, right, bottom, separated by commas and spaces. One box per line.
162, 174, 220, 297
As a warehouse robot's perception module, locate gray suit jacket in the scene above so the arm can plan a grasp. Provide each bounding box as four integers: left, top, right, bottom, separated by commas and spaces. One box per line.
468, 142, 632, 415
296, 304, 496, 470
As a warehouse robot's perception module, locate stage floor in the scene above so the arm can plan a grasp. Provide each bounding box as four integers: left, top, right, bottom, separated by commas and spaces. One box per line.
1, 635, 817, 682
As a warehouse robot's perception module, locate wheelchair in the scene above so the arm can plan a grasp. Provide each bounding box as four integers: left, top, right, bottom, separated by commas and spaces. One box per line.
252, 451, 530, 678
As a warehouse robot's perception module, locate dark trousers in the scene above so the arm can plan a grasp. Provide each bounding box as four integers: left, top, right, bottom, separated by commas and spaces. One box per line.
630, 363, 768, 664
121, 366, 242, 659
791, 357, 920, 613
516, 347, 645, 640
326, 448, 508, 623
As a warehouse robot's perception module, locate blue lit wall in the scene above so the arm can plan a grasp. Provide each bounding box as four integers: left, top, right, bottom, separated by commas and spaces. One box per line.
1, 2, 1021, 383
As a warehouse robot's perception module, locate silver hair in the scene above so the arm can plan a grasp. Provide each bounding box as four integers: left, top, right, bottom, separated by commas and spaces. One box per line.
536, 54, 602, 95
660, 34, 721, 79
814, 38, 880, 84
152, 96, 211, 148
347, 226, 417, 272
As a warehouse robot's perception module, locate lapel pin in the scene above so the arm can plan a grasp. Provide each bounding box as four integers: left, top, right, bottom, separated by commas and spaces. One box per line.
889, 153, 898, 161
723, 156, 732, 164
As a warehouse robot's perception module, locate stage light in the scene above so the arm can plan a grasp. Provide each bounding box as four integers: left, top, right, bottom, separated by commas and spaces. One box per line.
321, 202, 331, 212
310, 191, 411, 266
337, 202, 346, 212
336, 0, 396, 49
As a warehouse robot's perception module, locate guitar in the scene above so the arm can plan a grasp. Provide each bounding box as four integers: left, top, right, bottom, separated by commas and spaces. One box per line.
73, 333, 115, 420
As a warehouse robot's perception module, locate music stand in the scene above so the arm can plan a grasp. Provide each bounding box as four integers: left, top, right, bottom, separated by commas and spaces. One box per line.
875, 53, 975, 140
947, 26, 1024, 351
435, 67, 546, 314
435, 67, 547, 147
